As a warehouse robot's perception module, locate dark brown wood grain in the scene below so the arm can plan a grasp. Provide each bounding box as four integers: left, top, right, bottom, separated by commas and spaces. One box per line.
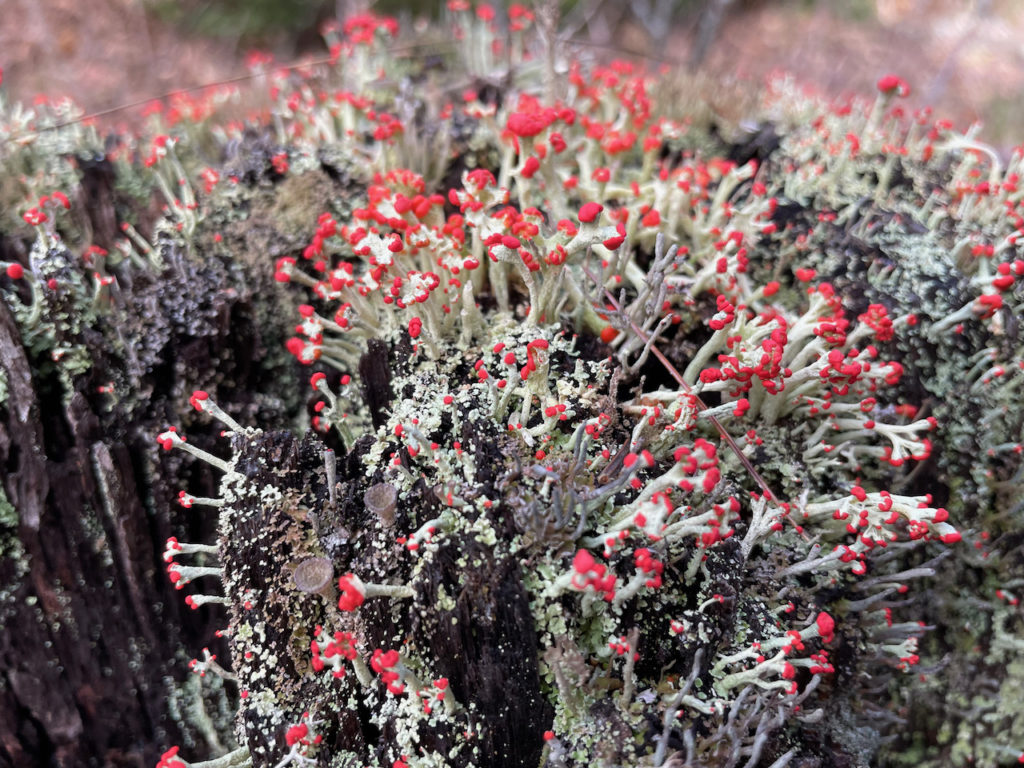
0, 236, 296, 767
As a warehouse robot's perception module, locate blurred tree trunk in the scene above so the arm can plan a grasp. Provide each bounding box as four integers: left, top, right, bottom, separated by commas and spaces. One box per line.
690, 0, 734, 69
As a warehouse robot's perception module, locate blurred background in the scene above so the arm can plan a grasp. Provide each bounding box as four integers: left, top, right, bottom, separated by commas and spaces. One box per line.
2, 0, 1023, 152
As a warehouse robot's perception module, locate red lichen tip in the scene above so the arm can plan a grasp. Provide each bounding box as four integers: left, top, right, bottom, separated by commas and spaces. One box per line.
815, 611, 835, 642
578, 202, 603, 223
337, 573, 366, 611
285, 722, 309, 746
408, 316, 423, 339
876, 74, 910, 97
157, 427, 183, 451
156, 746, 187, 768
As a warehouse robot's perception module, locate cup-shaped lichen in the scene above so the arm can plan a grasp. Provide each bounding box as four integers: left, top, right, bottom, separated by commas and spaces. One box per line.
363, 482, 398, 527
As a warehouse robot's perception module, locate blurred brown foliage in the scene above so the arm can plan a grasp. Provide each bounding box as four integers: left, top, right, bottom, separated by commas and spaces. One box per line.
1, 0, 1023, 151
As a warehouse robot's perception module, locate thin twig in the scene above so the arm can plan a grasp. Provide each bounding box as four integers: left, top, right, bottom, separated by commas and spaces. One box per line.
582, 263, 782, 506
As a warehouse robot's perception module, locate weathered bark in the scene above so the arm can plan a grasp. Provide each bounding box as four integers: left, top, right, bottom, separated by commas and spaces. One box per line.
1, 297, 182, 767
214, 424, 552, 768
0, 236, 295, 767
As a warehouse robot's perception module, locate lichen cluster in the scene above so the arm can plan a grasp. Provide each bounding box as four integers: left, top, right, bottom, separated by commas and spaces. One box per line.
2, 6, 1023, 768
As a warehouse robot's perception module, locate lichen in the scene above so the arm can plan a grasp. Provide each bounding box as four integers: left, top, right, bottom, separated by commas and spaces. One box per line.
3, 7, 1023, 768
